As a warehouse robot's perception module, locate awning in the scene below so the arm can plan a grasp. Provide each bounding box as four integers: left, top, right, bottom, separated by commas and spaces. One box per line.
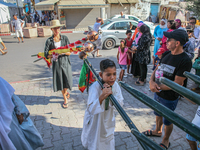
35, 0, 59, 10
58, 0, 109, 9
107, 0, 138, 3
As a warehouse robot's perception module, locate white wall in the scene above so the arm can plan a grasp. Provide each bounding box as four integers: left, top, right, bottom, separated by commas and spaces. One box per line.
130, 0, 151, 20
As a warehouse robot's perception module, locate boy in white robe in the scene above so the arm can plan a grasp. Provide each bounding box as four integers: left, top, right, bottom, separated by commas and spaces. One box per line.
81, 59, 124, 150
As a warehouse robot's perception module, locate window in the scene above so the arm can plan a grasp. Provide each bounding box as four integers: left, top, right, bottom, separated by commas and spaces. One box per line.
128, 16, 139, 22
101, 20, 113, 28
129, 22, 138, 30
112, 22, 128, 30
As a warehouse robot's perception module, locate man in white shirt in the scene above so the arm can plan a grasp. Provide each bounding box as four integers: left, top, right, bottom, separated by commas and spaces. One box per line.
189, 17, 199, 39
12, 15, 24, 43
91, 17, 104, 57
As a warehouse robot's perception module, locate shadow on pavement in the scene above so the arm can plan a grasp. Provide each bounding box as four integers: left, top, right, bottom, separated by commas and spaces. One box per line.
32, 115, 143, 150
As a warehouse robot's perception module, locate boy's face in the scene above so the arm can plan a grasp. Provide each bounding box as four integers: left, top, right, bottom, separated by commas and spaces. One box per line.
126, 33, 132, 39
99, 67, 116, 86
158, 54, 162, 59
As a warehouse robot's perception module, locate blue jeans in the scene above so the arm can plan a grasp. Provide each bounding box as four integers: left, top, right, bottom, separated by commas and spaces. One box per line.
154, 93, 179, 126
119, 65, 127, 70
186, 134, 200, 150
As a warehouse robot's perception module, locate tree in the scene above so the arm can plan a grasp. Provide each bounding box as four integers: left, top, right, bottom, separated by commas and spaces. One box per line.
185, 0, 200, 19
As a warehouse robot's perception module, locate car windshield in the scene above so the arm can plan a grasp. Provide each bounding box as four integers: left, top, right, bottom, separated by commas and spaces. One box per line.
101, 20, 113, 28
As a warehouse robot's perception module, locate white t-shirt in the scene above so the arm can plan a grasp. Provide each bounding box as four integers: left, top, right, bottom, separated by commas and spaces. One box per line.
41, 14, 45, 20
192, 106, 200, 127
93, 22, 101, 39
54, 41, 61, 49
53, 14, 58, 20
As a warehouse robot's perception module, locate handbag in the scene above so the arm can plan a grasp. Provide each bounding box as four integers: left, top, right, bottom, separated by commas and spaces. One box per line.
193, 57, 200, 70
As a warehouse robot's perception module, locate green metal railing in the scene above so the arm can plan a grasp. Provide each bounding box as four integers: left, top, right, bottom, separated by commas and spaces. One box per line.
184, 71, 200, 85
160, 77, 200, 105
84, 59, 163, 150
119, 81, 200, 141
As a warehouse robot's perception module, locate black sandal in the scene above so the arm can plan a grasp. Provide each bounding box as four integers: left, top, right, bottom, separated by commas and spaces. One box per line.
160, 142, 170, 150
142, 130, 161, 137
62, 102, 68, 109
135, 81, 144, 86
66, 92, 70, 99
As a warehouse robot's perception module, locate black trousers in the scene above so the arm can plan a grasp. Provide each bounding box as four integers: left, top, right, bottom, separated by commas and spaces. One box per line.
139, 63, 147, 82
41, 20, 46, 26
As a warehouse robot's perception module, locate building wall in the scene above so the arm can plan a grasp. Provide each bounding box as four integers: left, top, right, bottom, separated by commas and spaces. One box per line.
109, 3, 130, 17
62, 8, 100, 29
130, 0, 151, 20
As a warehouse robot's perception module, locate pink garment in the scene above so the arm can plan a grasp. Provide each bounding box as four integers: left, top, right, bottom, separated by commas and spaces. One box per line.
118, 47, 128, 65
175, 19, 181, 29
161, 29, 173, 51
135, 33, 142, 44
135, 23, 144, 44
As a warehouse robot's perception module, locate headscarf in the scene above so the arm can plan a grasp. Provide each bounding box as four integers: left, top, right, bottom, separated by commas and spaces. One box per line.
160, 19, 167, 29
175, 19, 181, 29
0, 77, 16, 150
135, 23, 144, 44
140, 24, 151, 35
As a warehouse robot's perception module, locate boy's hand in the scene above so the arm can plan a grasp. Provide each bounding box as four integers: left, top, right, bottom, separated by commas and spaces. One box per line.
99, 83, 112, 104
102, 83, 112, 99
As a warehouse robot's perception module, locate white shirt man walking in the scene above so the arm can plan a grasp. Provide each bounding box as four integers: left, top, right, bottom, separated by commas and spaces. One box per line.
91, 17, 104, 58
12, 15, 24, 43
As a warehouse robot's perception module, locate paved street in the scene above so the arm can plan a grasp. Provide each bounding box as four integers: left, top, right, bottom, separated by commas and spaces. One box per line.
1, 34, 199, 150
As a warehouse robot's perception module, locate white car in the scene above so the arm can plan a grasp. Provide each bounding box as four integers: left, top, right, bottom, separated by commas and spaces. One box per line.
109, 15, 155, 31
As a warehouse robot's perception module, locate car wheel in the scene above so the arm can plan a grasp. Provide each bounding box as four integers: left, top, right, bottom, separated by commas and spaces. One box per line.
103, 38, 116, 50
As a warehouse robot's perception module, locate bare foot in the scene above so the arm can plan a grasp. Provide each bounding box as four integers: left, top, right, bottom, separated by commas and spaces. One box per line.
2, 48, 7, 51
2, 52, 7, 55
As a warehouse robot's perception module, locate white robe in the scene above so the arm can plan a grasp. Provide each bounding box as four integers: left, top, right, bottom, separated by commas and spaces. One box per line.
81, 81, 124, 150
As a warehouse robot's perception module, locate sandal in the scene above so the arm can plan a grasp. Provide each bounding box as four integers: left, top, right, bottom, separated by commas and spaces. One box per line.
160, 142, 170, 150
66, 92, 70, 99
135, 81, 144, 86
62, 102, 68, 109
142, 130, 162, 137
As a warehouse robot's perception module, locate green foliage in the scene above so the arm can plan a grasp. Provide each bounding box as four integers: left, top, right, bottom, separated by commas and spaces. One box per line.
185, 0, 200, 19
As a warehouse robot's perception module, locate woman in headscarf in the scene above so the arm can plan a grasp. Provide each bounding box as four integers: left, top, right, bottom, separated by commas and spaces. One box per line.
44, 20, 72, 108
132, 24, 152, 86
153, 19, 168, 59
161, 20, 176, 51
0, 77, 44, 150
130, 22, 144, 78
175, 19, 187, 31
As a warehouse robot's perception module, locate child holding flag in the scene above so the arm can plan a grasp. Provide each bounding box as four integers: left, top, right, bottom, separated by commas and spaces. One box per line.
81, 59, 124, 150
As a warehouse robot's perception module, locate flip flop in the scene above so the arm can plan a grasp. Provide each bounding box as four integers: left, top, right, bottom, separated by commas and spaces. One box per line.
142, 130, 162, 137
96, 55, 102, 57
135, 81, 144, 86
160, 142, 170, 150
66, 92, 70, 99
92, 53, 95, 58
62, 102, 68, 109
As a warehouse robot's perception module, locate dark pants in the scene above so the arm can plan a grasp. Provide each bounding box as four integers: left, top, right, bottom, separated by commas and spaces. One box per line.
139, 63, 147, 82
41, 21, 45, 26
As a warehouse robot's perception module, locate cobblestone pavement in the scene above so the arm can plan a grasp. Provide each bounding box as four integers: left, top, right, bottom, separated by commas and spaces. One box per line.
10, 66, 199, 150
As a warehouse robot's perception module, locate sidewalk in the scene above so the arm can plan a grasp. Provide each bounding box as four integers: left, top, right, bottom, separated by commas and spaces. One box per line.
0, 28, 87, 36
10, 67, 198, 150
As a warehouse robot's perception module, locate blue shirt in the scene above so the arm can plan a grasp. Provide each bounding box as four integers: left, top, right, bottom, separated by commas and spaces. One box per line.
93, 22, 101, 39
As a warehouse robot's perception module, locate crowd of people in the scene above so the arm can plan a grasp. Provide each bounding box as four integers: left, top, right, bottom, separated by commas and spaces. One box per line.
116, 16, 200, 150
20, 10, 62, 27
1, 14, 200, 149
